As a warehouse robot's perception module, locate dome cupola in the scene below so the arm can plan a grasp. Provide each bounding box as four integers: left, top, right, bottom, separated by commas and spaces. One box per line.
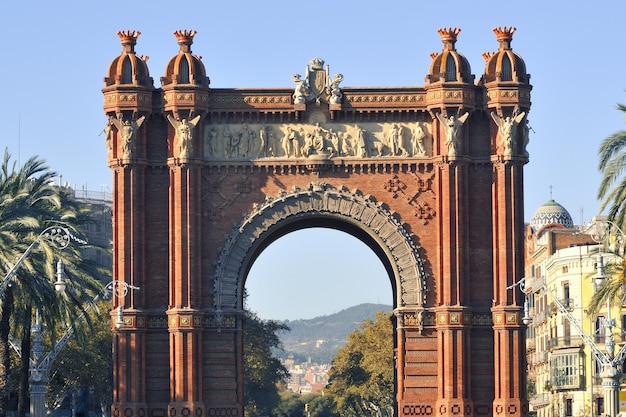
530, 200, 574, 232
103, 30, 153, 88
481, 27, 529, 85
102, 30, 154, 116
161, 30, 209, 89
161, 30, 210, 117
426, 28, 474, 85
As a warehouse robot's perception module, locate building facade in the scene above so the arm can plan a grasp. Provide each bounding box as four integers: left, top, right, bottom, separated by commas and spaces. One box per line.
525, 203, 625, 417
103, 27, 532, 417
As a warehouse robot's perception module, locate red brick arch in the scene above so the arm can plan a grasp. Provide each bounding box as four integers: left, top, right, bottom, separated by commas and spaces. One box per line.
211, 182, 428, 321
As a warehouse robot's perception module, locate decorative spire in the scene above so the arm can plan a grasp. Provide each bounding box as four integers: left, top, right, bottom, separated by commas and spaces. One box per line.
482, 52, 494, 62
117, 30, 140, 53
437, 27, 461, 51
174, 29, 197, 53
493, 26, 516, 50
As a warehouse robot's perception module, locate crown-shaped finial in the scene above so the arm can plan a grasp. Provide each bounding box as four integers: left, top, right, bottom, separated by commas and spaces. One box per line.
482, 52, 494, 62
117, 30, 141, 53
174, 29, 197, 52
493, 26, 516, 41
493, 26, 516, 50
437, 27, 461, 42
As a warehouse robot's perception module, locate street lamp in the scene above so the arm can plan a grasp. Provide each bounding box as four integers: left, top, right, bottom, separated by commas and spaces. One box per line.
1, 225, 84, 297
27, 277, 139, 417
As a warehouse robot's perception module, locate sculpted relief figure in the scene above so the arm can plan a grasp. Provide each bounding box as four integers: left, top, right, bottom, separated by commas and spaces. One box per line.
204, 127, 218, 158
491, 110, 526, 156
436, 112, 469, 157
281, 126, 301, 158
167, 115, 201, 159
355, 125, 368, 158
339, 131, 352, 156
258, 126, 273, 158
386, 123, 409, 156
238, 123, 256, 158
110, 113, 145, 158
412, 122, 427, 156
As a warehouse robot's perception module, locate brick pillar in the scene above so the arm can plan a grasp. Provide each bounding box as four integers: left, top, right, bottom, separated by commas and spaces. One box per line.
167, 157, 205, 415
435, 160, 474, 417
110, 163, 149, 416
491, 160, 528, 417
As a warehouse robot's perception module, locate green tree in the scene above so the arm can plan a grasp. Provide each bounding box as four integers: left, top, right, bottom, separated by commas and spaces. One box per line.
0, 149, 106, 415
243, 311, 290, 417
47, 299, 113, 414
326, 311, 394, 417
598, 103, 626, 230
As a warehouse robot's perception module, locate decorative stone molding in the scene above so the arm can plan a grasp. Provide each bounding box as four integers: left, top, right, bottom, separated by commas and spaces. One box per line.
212, 182, 428, 328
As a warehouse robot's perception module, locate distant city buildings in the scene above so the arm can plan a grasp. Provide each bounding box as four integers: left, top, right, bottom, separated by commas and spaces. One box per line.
282, 355, 330, 394
59, 185, 112, 281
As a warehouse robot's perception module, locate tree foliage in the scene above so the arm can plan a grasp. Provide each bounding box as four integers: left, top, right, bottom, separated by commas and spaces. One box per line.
47, 300, 113, 413
243, 310, 290, 417
0, 149, 108, 415
326, 310, 394, 417
598, 103, 626, 230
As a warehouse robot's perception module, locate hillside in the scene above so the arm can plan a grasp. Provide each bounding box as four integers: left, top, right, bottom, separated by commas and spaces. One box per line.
276, 303, 392, 364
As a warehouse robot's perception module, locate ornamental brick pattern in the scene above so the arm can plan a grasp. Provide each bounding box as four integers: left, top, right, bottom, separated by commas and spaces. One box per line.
103, 27, 531, 417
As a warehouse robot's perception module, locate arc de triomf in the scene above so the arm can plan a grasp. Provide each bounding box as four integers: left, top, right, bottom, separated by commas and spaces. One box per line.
103, 26, 531, 417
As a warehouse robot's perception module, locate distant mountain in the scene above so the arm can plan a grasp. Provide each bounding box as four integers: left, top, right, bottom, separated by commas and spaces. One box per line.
276, 303, 392, 364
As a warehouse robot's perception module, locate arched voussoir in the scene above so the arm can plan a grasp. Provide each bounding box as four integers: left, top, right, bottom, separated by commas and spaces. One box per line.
212, 182, 427, 325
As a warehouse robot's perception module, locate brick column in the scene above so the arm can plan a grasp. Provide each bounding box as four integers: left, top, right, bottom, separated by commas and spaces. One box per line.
435, 159, 474, 417
167, 157, 205, 416
491, 159, 528, 417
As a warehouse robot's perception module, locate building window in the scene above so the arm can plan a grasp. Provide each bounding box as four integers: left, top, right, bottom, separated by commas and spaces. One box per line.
501, 54, 512, 81
179, 56, 190, 84
565, 398, 573, 417
551, 352, 581, 389
121, 57, 132, 84
562, 265, 569, 274
595, 316, 606, 343
445, 55, 456, 81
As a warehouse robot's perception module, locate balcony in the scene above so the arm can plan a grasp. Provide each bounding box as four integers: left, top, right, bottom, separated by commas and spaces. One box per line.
548, 335, 583, 350
532, 350, 549, 364
530, 393, 550, 407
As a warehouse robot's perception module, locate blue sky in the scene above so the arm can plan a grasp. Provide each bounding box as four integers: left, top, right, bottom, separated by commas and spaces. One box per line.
2, 1, 626, 319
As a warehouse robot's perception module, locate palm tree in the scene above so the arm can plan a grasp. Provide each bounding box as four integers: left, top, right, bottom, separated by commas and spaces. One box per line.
0, 149, 107, 416
598, 103, 626, 230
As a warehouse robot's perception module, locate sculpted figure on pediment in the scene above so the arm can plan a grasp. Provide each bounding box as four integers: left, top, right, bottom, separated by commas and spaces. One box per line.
292, 74, 309, 104
328, 73, 343, 104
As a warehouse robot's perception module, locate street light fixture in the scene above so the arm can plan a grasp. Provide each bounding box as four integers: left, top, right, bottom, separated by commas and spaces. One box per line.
27, 279, 139, 417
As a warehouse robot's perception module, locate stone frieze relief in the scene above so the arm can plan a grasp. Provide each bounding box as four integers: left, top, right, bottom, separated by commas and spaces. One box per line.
203, 121, 433, 161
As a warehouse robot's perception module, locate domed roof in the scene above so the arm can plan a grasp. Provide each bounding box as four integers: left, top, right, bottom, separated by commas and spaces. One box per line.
480, 27, 529, 84
530, 199, 574, 232
161, 30, 209, 88
103, 30, 153, 88
426, 28, 474, 85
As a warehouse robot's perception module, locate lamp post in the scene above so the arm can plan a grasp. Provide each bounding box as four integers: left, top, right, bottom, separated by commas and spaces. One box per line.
523, 219, 626, 417
26, 276, 139, 417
